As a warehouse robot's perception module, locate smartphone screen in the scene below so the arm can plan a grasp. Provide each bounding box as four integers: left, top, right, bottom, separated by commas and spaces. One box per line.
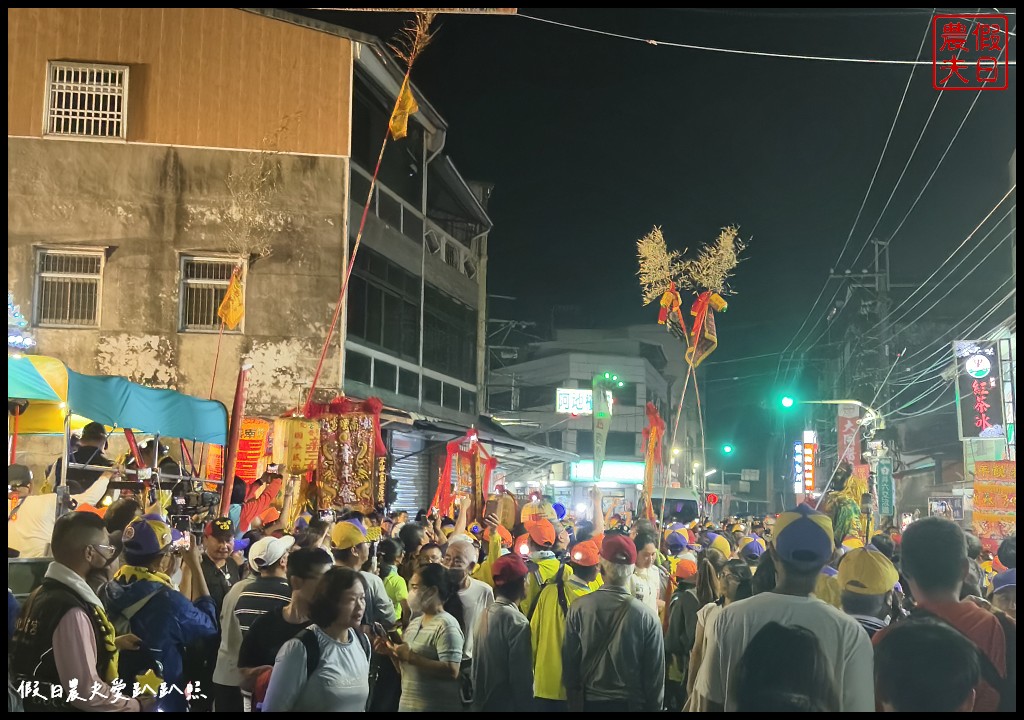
485, 498, 498, 517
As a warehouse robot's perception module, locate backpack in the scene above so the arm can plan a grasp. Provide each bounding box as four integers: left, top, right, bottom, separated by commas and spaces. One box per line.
913, 607, 1016, 712
253, 627, 371, 711
104, 585, 168, 684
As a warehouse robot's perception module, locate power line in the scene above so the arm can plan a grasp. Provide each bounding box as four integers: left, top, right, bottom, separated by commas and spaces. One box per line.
772, 13, 934, 386
862, 187, 1016, 337
843, 13, 1006, 272
516, 12, 1018, 65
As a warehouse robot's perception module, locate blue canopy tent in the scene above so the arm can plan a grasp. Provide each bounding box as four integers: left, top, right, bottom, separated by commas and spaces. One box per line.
66, 369, 227, 445
8, 355, 227, 445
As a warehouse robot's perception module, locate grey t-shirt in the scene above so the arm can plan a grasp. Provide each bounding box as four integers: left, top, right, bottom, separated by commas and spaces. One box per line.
261, 625, 370, 712
398, 613, 464, 712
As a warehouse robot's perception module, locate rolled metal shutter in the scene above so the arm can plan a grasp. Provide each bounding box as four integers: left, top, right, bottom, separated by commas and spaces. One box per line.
390, 431, 429, 512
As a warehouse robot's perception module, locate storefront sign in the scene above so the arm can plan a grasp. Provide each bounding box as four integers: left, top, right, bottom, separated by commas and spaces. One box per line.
556, 388, 593, 415
837, 403, 862, 465
876, 457, 895, 516
954, 341, 1005, 439
973, 460, 1016, 552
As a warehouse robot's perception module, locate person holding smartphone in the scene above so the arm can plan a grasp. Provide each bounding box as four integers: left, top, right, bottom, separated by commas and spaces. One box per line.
105, 517, 218, 712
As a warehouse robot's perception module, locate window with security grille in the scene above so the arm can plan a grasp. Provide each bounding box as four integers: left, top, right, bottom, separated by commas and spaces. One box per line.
179, 257, 244, 332
44, 61, 128, 139
34, 250, 104, 327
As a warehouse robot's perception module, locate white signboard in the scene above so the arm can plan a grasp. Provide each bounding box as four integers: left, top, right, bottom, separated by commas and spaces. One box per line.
556, 388, 593, 415
741, 469, 759, 482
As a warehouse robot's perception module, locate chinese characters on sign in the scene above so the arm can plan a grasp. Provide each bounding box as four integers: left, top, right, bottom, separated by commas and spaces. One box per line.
953, 341, 1005, 440
802, 430, 817, 492
972, 460, 1016, 553
837, 403, 862, 466
876, 457, 895, 516
932, 14, 1009, 91
272, 418, 320, 474
556, 387, 593, 415
235, 418, 271, 483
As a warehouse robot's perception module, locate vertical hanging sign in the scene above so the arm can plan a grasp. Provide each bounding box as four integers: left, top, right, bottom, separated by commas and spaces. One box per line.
954, 341, 1005, 440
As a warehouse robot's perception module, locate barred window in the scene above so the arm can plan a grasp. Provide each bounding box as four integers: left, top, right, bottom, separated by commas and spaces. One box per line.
34, 250, 104, 328
444, 242, 459, 269
179, 257, 244, 332
44, 62, 129, 139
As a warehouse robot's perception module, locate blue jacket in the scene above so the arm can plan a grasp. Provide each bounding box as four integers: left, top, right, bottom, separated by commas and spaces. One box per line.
104, 578, 218, 712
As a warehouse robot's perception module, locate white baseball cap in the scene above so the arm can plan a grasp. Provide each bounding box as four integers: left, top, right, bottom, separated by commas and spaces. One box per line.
249, 535, 296, 572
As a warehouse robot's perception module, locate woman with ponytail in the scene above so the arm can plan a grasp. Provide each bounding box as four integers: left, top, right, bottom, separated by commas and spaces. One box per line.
685, 558, 753, 706
376, 562, 465, 712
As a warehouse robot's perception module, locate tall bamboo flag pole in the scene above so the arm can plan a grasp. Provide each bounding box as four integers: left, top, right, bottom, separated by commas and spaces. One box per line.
303, 12, 436, 416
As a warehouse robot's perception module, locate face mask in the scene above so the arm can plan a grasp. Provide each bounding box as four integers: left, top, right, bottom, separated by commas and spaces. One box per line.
407, 590, 422, 613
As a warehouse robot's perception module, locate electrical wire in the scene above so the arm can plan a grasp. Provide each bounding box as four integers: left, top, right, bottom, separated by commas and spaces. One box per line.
888, 225, 1014, 330
844, 13, 1008, 272
861, 186, 1016, 336
515, 12, 1018, 65
774, 13, 934, 382
877, 287, 1015, 409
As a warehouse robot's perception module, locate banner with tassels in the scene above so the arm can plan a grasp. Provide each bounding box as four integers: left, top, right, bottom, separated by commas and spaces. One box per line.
306, 397, 387, 513
642, 402, 666, 522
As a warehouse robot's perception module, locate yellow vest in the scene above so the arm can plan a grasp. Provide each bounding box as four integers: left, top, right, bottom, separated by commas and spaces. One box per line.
520, 556, 562, 617
530, 571, 596, 701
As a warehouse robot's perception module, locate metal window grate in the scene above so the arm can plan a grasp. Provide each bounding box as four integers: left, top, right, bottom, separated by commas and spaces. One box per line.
45, 62, 128, 139
444, 243, 460, 269
35, 250, 104, 327
180, 258, 242, 331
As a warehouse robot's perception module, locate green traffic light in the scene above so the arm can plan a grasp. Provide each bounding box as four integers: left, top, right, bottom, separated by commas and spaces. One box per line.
604, 372, 611, 379
781, 396, 795, 408
722, 444, 734, 454
617, 381, 624, 387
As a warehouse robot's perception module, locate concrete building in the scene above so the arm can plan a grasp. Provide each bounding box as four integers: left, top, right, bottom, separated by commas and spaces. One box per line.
7, 8, 551, 506
489, 330, 695, 519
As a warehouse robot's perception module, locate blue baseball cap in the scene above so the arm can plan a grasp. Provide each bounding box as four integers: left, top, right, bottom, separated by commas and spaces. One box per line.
123, 518, 175, 562
773, 504, 834, 571
992, 568, 1015, 595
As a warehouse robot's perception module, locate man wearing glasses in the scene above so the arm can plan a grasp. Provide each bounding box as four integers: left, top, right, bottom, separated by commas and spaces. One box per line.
10, 511, 155, 711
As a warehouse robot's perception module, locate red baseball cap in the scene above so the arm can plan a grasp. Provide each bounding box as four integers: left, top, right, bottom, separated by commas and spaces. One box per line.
492, 554, 529, 586
601, 534, 637, 565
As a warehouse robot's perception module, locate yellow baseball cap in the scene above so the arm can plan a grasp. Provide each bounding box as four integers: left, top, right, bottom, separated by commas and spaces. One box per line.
838, 546, 899, 595
331, 519, 368, 550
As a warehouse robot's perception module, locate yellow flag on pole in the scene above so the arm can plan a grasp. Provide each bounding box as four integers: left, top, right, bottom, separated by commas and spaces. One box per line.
388, 77, 419, 140
217, 269, 245, 330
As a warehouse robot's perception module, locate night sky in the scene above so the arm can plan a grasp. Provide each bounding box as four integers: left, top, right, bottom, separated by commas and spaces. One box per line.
296, 8, 1017, 462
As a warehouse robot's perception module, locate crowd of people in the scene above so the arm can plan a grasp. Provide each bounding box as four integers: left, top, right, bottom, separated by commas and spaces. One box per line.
7, 460, 1017, 712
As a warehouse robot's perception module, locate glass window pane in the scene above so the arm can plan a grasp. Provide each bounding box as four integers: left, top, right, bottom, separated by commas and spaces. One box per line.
399, 368, 419, 399
365, 285, 383, 345
347, 275, 367, 339
401, 300, 419, 361
382, 293, 402, 353
373, 360, 397, 392
423, 377, 442, 404
346, 351, 371, 386
461, 390, 476, 415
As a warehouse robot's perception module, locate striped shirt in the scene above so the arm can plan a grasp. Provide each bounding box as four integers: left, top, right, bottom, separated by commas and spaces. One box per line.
234, 576, 291, 635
